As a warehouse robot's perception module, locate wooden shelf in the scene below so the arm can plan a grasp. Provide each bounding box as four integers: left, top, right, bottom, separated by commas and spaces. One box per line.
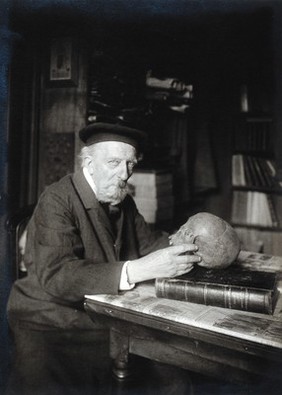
232, 223, 282, 232
232, 186, 282, 195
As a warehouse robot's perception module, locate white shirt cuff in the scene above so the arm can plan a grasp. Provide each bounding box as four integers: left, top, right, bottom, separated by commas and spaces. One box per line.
119, 261, 135, 291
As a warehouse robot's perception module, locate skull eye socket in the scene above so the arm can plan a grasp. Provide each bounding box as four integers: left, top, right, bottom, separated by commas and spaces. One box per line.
183, 229, 190, 236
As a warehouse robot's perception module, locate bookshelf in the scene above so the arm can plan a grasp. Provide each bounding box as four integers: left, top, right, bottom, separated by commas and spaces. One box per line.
231, 114, 282, 255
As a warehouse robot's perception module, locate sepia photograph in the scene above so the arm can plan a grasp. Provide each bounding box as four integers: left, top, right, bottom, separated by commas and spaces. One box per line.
1, 1, 282, 394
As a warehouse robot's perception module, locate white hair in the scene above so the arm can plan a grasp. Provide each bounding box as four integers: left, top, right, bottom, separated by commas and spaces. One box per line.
78, 145, 98, 168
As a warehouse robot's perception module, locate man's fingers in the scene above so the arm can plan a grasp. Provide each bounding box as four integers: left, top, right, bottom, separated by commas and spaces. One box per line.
169, 243, 198, 255
177, 254, 201, 264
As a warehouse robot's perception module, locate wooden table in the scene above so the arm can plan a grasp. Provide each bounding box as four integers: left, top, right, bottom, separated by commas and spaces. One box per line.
84, 251, 282, 384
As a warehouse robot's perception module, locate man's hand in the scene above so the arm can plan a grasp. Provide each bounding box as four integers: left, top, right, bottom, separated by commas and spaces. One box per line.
127, 244, 201, 284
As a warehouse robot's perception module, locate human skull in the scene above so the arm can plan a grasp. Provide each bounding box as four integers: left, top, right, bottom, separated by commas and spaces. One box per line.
170, 212, 241, 269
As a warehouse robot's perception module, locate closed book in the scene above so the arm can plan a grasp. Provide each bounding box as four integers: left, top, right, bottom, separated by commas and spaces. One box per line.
257, 157, 274, 188
246, 155, 260, 187
155, 266, 279, 315
232, 154, 246, 186
243, 155, 253, 186
252, 156, 265, 187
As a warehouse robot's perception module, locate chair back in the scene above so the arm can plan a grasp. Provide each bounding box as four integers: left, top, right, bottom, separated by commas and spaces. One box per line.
6, 205, 35, 280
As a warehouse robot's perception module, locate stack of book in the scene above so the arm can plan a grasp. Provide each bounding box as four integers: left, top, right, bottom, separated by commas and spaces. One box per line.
155, 264, 279, 315
128, 169, 174, 224
231, 154, 282, 228
233, 116, 273, 154
232, 154, 278, 189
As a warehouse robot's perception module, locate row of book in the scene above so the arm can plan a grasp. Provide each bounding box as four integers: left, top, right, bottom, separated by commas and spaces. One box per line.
232, 154, 280, 190
231, 190, 279, 228
128, 169, 174, 224
233, 117, 273, 154
231, 153, 282, 229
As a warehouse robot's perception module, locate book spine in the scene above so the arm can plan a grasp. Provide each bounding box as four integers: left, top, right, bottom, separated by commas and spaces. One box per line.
251, 156, 265, 188
266, 194, 279, 227
249, 156, 261, 187
243, 155, 252, 186
232, 154, 246, 186
257, 157, 274, 188
155, 279, 273, 314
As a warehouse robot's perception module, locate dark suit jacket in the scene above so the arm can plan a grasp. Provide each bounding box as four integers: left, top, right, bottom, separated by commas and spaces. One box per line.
7, 171, 169, 330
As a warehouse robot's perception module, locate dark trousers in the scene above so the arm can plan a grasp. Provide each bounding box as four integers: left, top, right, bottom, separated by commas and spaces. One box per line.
6, 323, 112, 395
6, 322, 197, 395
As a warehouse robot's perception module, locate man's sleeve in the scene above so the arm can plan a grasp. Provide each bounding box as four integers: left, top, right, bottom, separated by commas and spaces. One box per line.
26, 191, 123, 303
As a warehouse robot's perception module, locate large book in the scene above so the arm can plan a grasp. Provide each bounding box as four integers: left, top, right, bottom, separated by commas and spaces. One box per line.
155, 265, 279, 315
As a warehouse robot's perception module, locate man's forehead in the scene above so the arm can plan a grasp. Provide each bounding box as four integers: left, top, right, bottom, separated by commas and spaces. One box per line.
93, 141, 137, 156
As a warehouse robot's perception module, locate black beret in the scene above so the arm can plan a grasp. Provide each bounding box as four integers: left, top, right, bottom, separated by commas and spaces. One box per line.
79, 122, 147, 150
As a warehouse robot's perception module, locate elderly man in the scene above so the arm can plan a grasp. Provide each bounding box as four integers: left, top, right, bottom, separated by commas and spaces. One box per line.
7, 122, 201, 395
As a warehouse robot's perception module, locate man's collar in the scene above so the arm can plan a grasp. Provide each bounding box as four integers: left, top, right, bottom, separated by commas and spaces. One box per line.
83, 167, 97, 195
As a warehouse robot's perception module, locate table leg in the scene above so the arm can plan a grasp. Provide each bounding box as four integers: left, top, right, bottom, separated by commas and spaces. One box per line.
110, 326, 132, 380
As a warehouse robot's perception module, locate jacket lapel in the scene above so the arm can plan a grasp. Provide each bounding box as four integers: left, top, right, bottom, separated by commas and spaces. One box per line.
71, 171, 117, 262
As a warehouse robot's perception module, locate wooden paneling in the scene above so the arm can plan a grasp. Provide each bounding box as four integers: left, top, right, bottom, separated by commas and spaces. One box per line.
38, 38, 87, 194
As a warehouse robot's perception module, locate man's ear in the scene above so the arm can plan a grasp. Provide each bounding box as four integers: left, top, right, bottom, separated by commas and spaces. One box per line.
85, 157, 94, 175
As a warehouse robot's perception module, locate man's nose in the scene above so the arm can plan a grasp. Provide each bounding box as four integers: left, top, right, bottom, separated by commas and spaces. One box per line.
118, 162, 129, 180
